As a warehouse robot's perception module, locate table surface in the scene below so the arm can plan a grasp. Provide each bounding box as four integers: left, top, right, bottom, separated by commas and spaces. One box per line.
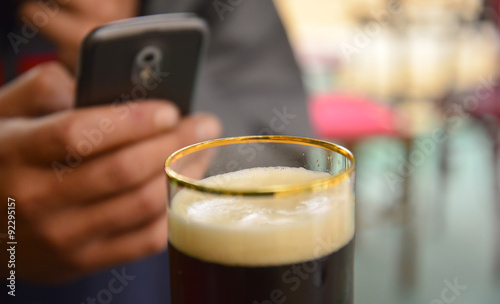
353, 118, 500, 304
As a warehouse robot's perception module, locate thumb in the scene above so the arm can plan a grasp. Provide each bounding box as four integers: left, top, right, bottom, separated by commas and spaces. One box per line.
0, 62, 75, 118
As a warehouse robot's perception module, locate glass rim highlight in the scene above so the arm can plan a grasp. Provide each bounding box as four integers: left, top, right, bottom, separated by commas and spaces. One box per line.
164, 135, 356, 196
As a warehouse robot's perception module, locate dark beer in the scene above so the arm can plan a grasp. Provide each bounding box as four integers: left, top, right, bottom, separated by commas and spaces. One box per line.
169, 239, 353, 304
168, 167, 354, 304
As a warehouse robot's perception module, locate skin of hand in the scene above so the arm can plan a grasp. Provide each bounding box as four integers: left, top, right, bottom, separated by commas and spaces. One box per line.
0, 62, 222, 284
18, 0, 140, 70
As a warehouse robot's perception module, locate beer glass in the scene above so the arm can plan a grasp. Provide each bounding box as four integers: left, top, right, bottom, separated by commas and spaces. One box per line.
165, 136, 355, 304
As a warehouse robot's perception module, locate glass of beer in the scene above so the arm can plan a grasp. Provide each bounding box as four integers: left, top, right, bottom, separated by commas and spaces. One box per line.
165, 136, 355, 304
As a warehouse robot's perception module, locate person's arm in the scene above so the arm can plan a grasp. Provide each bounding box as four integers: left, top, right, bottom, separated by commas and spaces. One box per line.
0, 62, 221, 284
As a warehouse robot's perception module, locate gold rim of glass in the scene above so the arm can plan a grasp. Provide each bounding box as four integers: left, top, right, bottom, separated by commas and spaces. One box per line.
164, 135, 356, 196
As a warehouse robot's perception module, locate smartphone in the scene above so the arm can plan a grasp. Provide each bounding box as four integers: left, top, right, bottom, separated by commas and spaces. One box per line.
75, 13, 209, 115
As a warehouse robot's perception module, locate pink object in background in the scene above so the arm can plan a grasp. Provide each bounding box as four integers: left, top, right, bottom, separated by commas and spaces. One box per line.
309, 94, 400, 141
470, 86, 500, 119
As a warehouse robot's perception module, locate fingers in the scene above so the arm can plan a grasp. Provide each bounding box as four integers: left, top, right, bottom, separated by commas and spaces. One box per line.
56, 46, 80, 72
30, 202, 168, 275
5, 113, 221, 214
19, 100, 181, 164
75, 213, 168, 273
61, 0, 139, 20
35, 174, 166, 251
0, 62, 74, 117
52, 114, 222, 206
18, 0, 140, 70
80, 174, 166, 240
19, 2, 95, 56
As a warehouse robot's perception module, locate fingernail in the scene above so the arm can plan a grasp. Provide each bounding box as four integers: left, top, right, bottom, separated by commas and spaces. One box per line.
195, 114, 222, 141
154, 105, 179, 131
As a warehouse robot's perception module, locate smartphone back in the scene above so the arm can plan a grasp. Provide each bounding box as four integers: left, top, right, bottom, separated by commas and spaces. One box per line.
76, 13, 208, 115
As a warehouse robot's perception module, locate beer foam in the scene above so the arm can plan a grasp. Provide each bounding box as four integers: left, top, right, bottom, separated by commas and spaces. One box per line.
168, 167, 354, 266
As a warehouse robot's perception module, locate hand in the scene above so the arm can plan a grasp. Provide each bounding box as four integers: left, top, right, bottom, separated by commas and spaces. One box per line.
19, 0, 140, 70
0, 62, 222, 284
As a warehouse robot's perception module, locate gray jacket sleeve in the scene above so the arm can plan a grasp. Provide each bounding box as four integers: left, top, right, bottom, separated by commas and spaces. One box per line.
144, 0, 312, 137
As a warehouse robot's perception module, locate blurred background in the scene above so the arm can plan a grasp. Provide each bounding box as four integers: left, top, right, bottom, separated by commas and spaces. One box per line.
274, 0, 500, 303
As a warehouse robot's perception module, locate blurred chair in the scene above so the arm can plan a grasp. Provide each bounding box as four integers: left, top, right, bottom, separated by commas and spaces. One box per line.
310, 93, 401, 143
309, 92, 417, 288
309, 93, 412, 202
